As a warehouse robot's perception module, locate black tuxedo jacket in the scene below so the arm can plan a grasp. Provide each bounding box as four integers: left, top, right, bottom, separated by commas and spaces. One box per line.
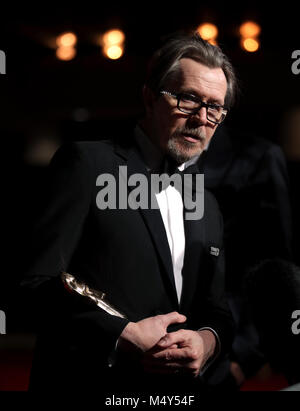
21, 135, 233, 391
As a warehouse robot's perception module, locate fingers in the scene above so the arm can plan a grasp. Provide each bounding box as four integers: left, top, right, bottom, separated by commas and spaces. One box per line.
157, 329, 186, 349
142, 350, 200, 377
160, 312, 186, 328
140, 328, 205, 378
165, 343, 178, 349
153, 347, 192, 362
145, 343, 178, 356
142, 352, 187, 375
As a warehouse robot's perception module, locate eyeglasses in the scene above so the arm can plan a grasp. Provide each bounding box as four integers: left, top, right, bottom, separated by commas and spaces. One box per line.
160, 90, 228, 125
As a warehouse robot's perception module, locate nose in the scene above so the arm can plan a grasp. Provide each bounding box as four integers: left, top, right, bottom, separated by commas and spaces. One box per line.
191, 106, 208, 125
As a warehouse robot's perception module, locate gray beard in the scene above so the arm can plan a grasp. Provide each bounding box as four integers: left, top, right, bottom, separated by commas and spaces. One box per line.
166, 131, 206, 164
167, 138, 193, 164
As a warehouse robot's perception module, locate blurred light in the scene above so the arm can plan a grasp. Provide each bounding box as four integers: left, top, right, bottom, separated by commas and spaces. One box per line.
56, 46, 77, 61
239, 21, 261, 38
24, 137, 60, 166
241, 38, 260, 52
208, 39, 218, 46
103, 44, 124, 60
56, 32, 77, 47
101, 29, 125, 46
197, 23, 218, 44
101, 29, 125, 60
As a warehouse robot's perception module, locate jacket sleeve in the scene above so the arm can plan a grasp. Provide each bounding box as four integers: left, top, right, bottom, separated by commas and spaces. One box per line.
20, 142, 129, 358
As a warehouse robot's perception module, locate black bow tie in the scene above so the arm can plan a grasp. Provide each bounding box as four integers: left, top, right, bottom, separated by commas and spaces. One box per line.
159, 156, 199, 175
151, 157, 200, 193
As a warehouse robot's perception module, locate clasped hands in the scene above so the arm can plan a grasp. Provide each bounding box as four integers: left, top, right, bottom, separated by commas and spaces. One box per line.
119, 312, 216, 377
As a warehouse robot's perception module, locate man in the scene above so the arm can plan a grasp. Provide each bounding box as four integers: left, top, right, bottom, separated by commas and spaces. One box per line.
21, 33, 236, 392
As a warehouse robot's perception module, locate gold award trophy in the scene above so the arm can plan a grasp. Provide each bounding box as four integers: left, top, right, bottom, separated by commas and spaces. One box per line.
61, 272, 127, 319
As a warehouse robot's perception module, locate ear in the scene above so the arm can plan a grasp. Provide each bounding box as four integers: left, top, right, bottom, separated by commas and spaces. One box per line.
142, 85, 156, 116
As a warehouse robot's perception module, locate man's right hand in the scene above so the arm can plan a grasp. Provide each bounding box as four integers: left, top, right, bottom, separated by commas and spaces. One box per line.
119, 312, 186, 353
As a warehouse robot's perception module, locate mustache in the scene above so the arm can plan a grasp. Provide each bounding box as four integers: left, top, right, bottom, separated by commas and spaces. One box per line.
173, 127, 206, 141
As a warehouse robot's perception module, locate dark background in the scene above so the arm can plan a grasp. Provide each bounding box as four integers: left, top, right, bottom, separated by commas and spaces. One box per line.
1, 1, 299, 331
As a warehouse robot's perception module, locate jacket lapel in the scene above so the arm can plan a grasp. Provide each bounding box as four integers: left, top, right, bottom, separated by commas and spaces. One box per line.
180, 209, 206, 313
114, 139, 179, 307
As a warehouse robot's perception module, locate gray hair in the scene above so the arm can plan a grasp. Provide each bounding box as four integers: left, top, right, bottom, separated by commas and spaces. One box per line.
145, 32, 238, 109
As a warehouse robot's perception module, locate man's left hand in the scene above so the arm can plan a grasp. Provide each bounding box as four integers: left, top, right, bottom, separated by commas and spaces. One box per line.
142, 329, 216, 377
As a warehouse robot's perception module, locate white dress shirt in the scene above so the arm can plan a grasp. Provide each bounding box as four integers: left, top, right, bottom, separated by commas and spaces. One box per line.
134, 125, 200, 303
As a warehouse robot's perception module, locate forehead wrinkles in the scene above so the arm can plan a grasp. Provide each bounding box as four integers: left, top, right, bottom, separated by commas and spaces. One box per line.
169, 58, 227, 101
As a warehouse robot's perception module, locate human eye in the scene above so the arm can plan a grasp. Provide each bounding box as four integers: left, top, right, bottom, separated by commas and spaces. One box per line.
180, 93, 199, 103
178, 95, 198, 113
208, 103, 223, 113
179, 93, 200, 111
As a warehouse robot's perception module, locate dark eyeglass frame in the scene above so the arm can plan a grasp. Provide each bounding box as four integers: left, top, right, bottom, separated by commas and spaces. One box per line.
160, 90, 228, 125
